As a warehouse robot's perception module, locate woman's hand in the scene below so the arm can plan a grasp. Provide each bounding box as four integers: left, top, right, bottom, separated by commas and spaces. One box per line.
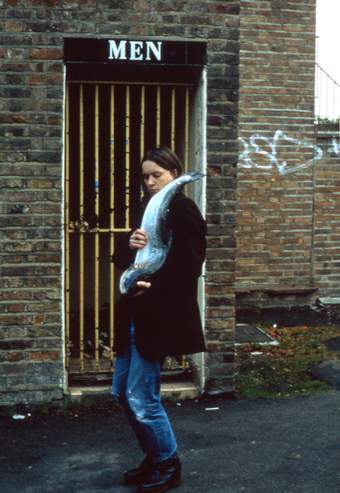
132, 280, 151, 297
129, 229, 147, 249
136, 281, 151, 289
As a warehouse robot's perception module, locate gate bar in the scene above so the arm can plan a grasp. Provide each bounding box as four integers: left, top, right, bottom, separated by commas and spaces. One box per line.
109, 84, 115, 358
140, 85, 145, 160
68, 80, 193, 87
79, 84, 85, 371
171, 87, 175, 151
69, 228, 131, 233
156, 86, 161, 147
125, 85, 130, 229
94, 84, 100, 368
185, 87, 189, 172
65, 86, 70, 370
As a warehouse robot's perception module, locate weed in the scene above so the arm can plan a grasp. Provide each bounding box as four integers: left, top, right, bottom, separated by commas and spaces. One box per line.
235, 324, 340, 399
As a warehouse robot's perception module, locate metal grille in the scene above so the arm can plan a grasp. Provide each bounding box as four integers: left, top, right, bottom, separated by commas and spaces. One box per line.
64, 81, 193, 376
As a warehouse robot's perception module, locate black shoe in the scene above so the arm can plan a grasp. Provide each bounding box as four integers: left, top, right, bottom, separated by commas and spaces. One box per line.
123, 456, 153, 485
136, 454, 181, 493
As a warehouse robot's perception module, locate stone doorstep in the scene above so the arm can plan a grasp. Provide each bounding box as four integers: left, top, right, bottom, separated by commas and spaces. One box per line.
67, 382, 199, 401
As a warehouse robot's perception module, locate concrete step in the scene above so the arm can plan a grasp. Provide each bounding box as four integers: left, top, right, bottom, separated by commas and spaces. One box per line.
67, 381, 199, 401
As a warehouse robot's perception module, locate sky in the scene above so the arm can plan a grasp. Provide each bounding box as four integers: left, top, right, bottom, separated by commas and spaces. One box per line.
316, 0, 340, 118
316, 0, 340, 81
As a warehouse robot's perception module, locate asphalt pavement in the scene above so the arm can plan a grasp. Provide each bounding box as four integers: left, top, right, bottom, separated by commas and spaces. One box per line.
1, 391, 340, 493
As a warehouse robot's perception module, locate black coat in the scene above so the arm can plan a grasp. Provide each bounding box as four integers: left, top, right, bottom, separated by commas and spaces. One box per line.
114, 192, 206, 360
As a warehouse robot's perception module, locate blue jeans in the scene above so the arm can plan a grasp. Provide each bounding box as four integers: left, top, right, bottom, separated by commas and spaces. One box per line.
112, 322, 177, 462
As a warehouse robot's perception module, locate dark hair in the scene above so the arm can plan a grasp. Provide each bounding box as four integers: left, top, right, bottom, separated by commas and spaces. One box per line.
141, 146, 183, 177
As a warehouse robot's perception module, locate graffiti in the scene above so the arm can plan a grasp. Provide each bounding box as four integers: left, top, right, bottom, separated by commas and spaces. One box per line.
239, 130, 339, 175
330, 136, 340, 156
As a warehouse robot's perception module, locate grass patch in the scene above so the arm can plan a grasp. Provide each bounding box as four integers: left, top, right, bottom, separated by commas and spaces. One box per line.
235, 324, 340, 399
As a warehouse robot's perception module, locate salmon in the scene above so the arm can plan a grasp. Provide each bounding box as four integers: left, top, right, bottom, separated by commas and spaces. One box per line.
119, 172, 204, 294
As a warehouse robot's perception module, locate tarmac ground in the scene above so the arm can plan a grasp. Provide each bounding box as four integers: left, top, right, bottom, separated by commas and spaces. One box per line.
1, 391, 340, 493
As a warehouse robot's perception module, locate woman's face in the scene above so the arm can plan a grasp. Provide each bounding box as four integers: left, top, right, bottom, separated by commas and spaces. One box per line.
142, 160, 177, 196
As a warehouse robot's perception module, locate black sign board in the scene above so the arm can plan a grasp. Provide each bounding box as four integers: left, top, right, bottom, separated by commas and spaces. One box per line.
64, 38, 207, 66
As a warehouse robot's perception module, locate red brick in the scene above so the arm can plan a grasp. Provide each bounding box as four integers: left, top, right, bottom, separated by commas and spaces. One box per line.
7, 352, 25, 362
34, 314, 44, 325
63, 0, 95, 6
29, 351, 60, 361
27, 73, 63, 85
27, 0, 60, 5
30, 48, 62, 60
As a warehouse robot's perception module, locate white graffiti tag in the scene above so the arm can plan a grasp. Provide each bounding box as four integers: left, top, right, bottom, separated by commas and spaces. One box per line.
330, 136, 340, 156
239, 130, 324, 175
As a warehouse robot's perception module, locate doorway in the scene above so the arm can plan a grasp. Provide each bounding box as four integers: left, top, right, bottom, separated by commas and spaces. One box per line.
64, 49, 206, 386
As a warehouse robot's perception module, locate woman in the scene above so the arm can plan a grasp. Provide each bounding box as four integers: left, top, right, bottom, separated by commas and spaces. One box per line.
113, 146, 206, 493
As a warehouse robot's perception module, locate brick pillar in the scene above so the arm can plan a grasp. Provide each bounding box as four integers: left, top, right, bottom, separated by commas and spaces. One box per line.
237, 0, 317, 293
314, 123, 340, 297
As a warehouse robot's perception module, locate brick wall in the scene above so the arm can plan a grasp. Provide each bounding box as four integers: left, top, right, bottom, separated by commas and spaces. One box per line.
0, 0, 240, 405
314, 123, 340, 297
237, 1, 317, 295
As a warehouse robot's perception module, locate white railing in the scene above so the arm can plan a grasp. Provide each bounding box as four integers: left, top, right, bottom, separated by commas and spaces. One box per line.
315, 62, 340, 121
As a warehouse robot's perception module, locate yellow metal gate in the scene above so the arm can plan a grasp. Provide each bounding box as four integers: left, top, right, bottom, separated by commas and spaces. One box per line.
64, 80, 193, 380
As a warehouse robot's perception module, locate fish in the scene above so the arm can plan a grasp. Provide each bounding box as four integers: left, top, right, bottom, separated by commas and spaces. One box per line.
119, 171, 204, 295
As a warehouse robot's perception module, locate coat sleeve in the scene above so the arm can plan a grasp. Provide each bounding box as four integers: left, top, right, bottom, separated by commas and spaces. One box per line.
134, 195, 206, 301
